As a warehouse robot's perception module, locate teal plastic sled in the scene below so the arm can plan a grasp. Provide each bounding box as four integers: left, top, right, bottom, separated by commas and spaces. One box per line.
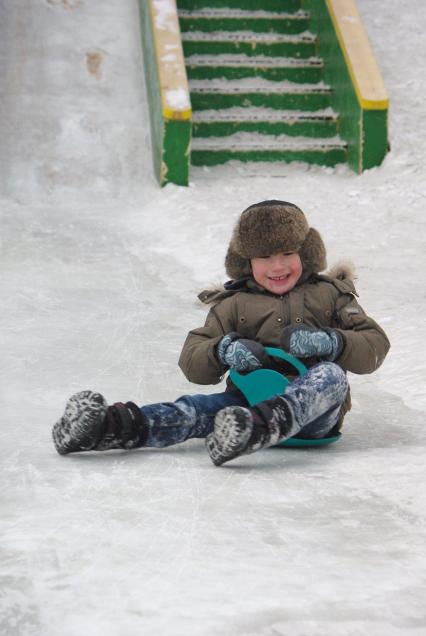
229, 347, 341, 448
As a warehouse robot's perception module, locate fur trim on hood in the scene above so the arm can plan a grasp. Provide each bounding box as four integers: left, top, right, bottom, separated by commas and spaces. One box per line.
198, 260, 357, 306
225, 200, 327, 279
325, 260, 356, 282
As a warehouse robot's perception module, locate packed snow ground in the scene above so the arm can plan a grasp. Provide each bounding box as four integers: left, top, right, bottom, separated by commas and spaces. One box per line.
1, 1, 425, 635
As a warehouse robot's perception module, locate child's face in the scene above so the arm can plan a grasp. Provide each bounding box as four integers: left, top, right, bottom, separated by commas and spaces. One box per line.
251, 252, 303, 295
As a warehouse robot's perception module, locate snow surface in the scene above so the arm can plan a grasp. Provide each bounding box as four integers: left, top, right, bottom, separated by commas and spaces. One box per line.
1, 1, 426, 635
153, 0, 179, 33
165, 86, 191, 111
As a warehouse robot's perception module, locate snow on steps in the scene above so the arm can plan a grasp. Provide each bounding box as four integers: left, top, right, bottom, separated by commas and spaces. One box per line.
189, 77, 331, 95
185, 54, 323, 68
181, 30, 316, 44
178, 8, 310, 20
189, 78, 333, 111
191, 131, 346, 151
190, 131, 347, 167
181, 2, 345, 167
192, 106, 338, 123
191, 132, 346, 166
178, 7, 311, 35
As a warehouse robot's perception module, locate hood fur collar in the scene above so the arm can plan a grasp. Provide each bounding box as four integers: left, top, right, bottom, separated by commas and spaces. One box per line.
325, 261, 356, 282
198, 261, 356, 305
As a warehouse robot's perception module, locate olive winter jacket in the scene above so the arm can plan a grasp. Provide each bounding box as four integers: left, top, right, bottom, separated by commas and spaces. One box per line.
178, 270, 390, 430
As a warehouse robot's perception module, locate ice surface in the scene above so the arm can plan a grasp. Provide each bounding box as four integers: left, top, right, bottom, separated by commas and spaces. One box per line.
1, 1, 426, 635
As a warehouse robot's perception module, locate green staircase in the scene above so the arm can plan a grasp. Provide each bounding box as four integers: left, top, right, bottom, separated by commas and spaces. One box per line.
177, 0, 347, 168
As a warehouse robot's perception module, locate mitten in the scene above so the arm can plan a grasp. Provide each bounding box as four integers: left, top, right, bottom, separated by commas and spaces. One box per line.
280, 325, 343, 361
217, 332, 270, 372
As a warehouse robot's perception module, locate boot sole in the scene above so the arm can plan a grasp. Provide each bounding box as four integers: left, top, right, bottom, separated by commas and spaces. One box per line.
52, 391, 108, 455
206, 406, 253, 466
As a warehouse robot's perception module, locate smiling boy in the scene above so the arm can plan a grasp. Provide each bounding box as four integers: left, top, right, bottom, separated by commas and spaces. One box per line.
251, 252, 303, 295
52, 200, 390, 466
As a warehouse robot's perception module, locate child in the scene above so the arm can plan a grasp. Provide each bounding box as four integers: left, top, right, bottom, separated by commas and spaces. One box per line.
52, 200, 390, 466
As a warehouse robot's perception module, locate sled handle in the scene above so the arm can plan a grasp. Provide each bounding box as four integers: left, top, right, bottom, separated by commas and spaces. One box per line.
229, 347, 307, 407
229, 350, 341, 447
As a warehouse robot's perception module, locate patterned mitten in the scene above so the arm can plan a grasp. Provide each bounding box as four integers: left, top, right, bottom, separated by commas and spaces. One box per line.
280, 325, 343, 361
217, 332, 270, 372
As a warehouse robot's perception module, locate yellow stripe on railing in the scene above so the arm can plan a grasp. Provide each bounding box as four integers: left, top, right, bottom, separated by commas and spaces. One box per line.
326, 0, 389, 110
149, 0, 192, 120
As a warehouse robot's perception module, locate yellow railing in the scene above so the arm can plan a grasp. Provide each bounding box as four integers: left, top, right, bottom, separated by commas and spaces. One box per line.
326, 0, 389, 110
149, 0, 192, 120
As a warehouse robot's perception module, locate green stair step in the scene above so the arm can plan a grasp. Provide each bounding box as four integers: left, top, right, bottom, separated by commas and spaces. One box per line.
189, 78, 333, 110
178, 0, 302, 12
178, 9, 310, 34
182, 30, 317, 58
192, 107, 338, 137
178, 0, 347, 171
186, 54, 323, 82
191, 132, 347, 167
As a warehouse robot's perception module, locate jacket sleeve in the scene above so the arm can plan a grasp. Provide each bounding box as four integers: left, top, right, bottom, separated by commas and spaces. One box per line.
332, 291, 390, 375
178, 298, 238, 385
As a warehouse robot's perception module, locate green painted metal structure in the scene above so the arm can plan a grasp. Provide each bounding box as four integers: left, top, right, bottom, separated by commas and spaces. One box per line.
138, 0, 191, 186
303, 0, 388, 171
139, 0, 389, 185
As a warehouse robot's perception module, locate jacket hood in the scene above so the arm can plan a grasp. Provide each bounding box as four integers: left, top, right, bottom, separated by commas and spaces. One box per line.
198, 261, 356, 305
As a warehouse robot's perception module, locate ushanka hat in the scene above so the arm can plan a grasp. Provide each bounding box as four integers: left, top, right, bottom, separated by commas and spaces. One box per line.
225, 200, 327, 280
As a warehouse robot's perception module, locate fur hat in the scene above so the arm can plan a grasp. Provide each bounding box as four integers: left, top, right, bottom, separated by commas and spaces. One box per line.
225, 200, 327, 279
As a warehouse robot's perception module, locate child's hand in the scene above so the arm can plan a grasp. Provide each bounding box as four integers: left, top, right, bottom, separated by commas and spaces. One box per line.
217, 333, 270, 373
280, 325, 343, 361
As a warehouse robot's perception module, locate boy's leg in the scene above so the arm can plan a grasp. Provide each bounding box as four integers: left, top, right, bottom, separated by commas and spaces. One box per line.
141, 391, 247, 447
206, 362, 348, 466
52, 389, 247, 455
292, 407, 341, 440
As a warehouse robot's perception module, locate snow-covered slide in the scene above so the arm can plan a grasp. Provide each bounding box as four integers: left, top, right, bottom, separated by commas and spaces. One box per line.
0, 1, 151, 200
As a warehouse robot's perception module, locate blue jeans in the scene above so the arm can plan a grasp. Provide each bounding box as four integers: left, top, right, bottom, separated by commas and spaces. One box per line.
141, 362, 347, 448
141, 390, 248, 447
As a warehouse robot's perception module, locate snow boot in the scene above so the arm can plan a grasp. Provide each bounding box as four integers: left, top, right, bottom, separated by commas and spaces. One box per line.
206, 396, 296, 466
52, 390, 147, 455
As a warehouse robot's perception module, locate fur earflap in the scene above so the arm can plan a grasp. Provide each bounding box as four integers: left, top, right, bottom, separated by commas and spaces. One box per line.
326, 260, 356, 282
225, 246, 251, 280
298, 227, 327, 275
